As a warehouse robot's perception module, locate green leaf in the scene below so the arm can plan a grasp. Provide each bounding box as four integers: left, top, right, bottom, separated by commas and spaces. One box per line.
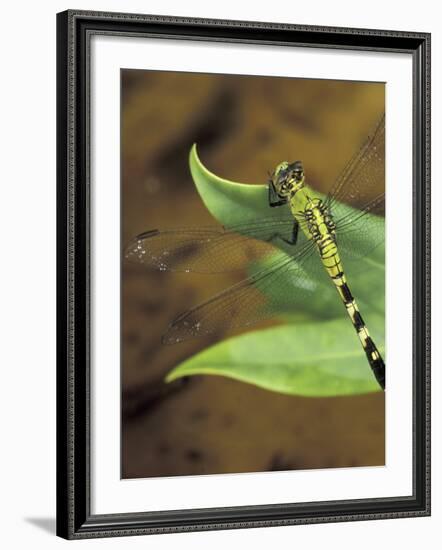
190, 144, 384, 317
249, 249, 384, 322
181, 145, 385, 396
190, 144, 288, 227
166, 318, 384, 396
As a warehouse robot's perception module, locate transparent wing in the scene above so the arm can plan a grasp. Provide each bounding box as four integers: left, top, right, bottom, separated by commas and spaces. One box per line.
325, 114, 385, 266
162, 240, 319, 344
326, 114, 385, 215
334, 193, 385, 265
124, 217, 297, 274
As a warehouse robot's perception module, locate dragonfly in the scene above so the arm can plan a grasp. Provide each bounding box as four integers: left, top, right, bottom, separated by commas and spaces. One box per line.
125, 115, 386, 390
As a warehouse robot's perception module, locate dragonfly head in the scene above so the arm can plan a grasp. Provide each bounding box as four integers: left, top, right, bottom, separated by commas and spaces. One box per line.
272, 160, 305, 198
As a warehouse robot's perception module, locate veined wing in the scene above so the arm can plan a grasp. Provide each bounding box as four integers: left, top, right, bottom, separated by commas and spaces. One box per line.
124, 217, 297, 274
325, 112, 385, 266
326, 114, 385, 215
333, 193, 385, 265
162, 239, 317, 344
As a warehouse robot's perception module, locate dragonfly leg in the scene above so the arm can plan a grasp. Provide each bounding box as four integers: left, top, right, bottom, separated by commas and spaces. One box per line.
268, 182, 288, 207
267, 220, 299, 245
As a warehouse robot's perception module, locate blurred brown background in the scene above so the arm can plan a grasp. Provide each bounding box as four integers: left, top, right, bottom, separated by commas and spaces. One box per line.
121, 69, 385, 479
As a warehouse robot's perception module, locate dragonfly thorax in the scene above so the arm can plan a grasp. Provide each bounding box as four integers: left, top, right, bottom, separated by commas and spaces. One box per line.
303, 198, 336, 244
272, 160, 305, 198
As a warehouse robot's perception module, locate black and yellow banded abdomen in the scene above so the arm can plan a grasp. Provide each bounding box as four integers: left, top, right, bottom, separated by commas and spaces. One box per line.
332, 274, 385, 390
292, 196, 385, 390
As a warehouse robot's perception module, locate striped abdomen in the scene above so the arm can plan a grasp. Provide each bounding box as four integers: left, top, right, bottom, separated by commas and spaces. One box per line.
321, 242, 385, 390
294, 197, 385, 389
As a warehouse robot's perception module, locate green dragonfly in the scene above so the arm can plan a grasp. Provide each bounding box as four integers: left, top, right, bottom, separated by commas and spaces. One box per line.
125, 115, 386, 389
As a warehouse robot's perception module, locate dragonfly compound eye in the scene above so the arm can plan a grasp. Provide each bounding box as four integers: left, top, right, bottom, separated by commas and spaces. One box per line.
288, 160, 304, 182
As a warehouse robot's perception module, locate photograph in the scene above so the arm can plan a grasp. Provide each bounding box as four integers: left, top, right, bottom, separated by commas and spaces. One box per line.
121, 70, 386, 479
55, 8, 430, 539
1, 0, 438, 547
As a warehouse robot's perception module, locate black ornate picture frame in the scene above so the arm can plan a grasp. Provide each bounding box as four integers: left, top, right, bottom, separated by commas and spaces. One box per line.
56, 9, 431, 540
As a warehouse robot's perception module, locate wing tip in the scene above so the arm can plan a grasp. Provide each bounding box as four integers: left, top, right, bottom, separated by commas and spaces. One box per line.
136, 229, 160, 239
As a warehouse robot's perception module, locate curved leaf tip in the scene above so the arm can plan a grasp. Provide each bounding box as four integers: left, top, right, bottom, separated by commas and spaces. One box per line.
188, 143, 284, 227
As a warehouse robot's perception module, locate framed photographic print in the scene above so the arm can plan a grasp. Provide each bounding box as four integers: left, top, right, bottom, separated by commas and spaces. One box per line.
56, 10, 431, 539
